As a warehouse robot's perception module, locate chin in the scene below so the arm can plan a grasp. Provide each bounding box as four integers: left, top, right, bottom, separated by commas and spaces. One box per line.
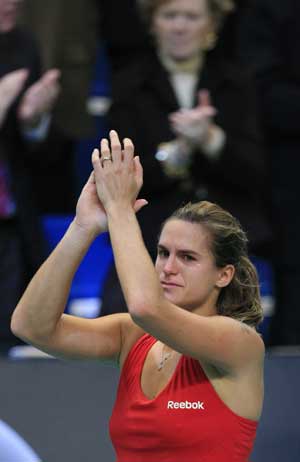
163, 292, 189, 310
163, 290, 180, 304
169, 47, 199, 61
170, 53, 193, 62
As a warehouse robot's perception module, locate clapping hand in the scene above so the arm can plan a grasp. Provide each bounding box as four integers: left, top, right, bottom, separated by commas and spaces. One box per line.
18, 69, 61, 128
92, 130, 147, 214
169, 89, 217, 146
0, 69, 28, 127
75, 130, 147, 237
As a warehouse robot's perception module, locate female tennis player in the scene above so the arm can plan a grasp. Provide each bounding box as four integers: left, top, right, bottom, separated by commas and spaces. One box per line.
11, 130, 264, 461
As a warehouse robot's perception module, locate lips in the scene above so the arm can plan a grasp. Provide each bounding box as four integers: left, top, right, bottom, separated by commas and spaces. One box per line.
160, 281, 182, 288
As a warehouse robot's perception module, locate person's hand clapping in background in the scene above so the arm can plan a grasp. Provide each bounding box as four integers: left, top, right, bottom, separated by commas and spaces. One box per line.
18, 68, 60, 129
169, 89, 218, 148
0, 68, 28, 127
158, 89, 225, 178
0, 67, 60, 130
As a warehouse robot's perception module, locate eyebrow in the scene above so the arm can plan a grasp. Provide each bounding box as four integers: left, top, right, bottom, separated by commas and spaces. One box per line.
157, 244, 200, 257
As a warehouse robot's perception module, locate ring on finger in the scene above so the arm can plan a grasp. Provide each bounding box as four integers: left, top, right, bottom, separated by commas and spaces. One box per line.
102, 156, 112, 162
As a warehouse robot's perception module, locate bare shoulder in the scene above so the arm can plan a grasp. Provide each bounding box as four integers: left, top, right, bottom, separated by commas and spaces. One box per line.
207, 315, 265, 372
238, 320, 265, 357
201, 319, 265, 420
214, 315, 264, 346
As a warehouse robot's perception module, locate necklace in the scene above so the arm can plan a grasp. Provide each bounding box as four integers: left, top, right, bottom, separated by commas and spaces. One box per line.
158, 344, 173, 371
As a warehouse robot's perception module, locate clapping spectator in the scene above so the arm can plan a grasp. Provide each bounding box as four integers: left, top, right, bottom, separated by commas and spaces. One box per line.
0, 0, 60, 350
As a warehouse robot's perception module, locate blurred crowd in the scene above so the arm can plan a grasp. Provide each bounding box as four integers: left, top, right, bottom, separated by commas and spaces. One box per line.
0, 0, 299, 350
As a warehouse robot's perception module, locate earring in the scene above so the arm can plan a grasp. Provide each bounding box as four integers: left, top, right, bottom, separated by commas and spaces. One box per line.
203, 31, 218, 51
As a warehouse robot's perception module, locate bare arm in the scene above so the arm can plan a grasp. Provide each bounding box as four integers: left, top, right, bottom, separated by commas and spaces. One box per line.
11, 170, 146, 362
11, 220, 118, 359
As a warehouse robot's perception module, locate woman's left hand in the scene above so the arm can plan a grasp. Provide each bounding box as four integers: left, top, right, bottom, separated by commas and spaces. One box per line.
92, 130, 147, 213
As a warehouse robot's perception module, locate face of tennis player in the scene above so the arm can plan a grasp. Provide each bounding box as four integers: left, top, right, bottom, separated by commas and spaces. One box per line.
156, 219, 232, 313
151, 0, 214, 61
0, 0, 22, 33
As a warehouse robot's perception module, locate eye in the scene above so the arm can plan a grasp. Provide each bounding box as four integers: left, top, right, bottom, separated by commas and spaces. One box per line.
185, 13, 203, 21
160, 10, 177, 20
182, 254, 195, 261
157, 247, 169, 258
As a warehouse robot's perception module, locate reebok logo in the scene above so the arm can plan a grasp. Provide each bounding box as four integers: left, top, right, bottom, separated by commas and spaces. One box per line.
167, 400, 205, 410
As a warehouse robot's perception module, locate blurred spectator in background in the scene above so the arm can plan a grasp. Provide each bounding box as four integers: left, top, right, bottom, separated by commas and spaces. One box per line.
0, 0, 60, 349
99, 0, 253, 71
100, 0, 272, 315
19, 0, 100, 213
238, 0, 300, 347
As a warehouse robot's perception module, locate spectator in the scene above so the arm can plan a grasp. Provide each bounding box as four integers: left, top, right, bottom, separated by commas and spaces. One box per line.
99, 0, 254, 70
19, 0, 100, 213
0, 0, 59, 349
100, 0, 271, 315
238, 0, 300, 347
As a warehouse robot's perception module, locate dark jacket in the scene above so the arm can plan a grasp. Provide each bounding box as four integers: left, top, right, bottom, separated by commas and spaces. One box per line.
0, 27, 46, 276
108, 51, 271, 257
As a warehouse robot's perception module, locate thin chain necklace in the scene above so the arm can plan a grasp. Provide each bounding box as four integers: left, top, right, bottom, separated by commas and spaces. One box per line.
158, 344, 173, 371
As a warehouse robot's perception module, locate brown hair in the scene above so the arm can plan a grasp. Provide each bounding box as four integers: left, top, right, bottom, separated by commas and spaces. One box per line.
165, 201, 263, 328
137, 0, 235, 30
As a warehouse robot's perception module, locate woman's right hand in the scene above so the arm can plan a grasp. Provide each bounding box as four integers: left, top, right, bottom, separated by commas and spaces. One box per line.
74, 170, 109, 237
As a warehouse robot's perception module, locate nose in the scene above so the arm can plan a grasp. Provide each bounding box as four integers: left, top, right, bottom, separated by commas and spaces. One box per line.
171, 14, 188, 33
163, 254, 178, 275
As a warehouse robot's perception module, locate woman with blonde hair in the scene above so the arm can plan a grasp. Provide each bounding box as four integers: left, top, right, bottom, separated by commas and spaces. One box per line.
101, 0, 271, 315
12, 130, 264, 462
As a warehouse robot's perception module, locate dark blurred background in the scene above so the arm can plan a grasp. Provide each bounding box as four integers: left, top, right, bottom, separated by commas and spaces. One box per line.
0, 1, 300, 461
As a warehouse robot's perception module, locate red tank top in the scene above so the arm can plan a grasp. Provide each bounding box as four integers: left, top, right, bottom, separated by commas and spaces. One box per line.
110, 334, 258, 462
